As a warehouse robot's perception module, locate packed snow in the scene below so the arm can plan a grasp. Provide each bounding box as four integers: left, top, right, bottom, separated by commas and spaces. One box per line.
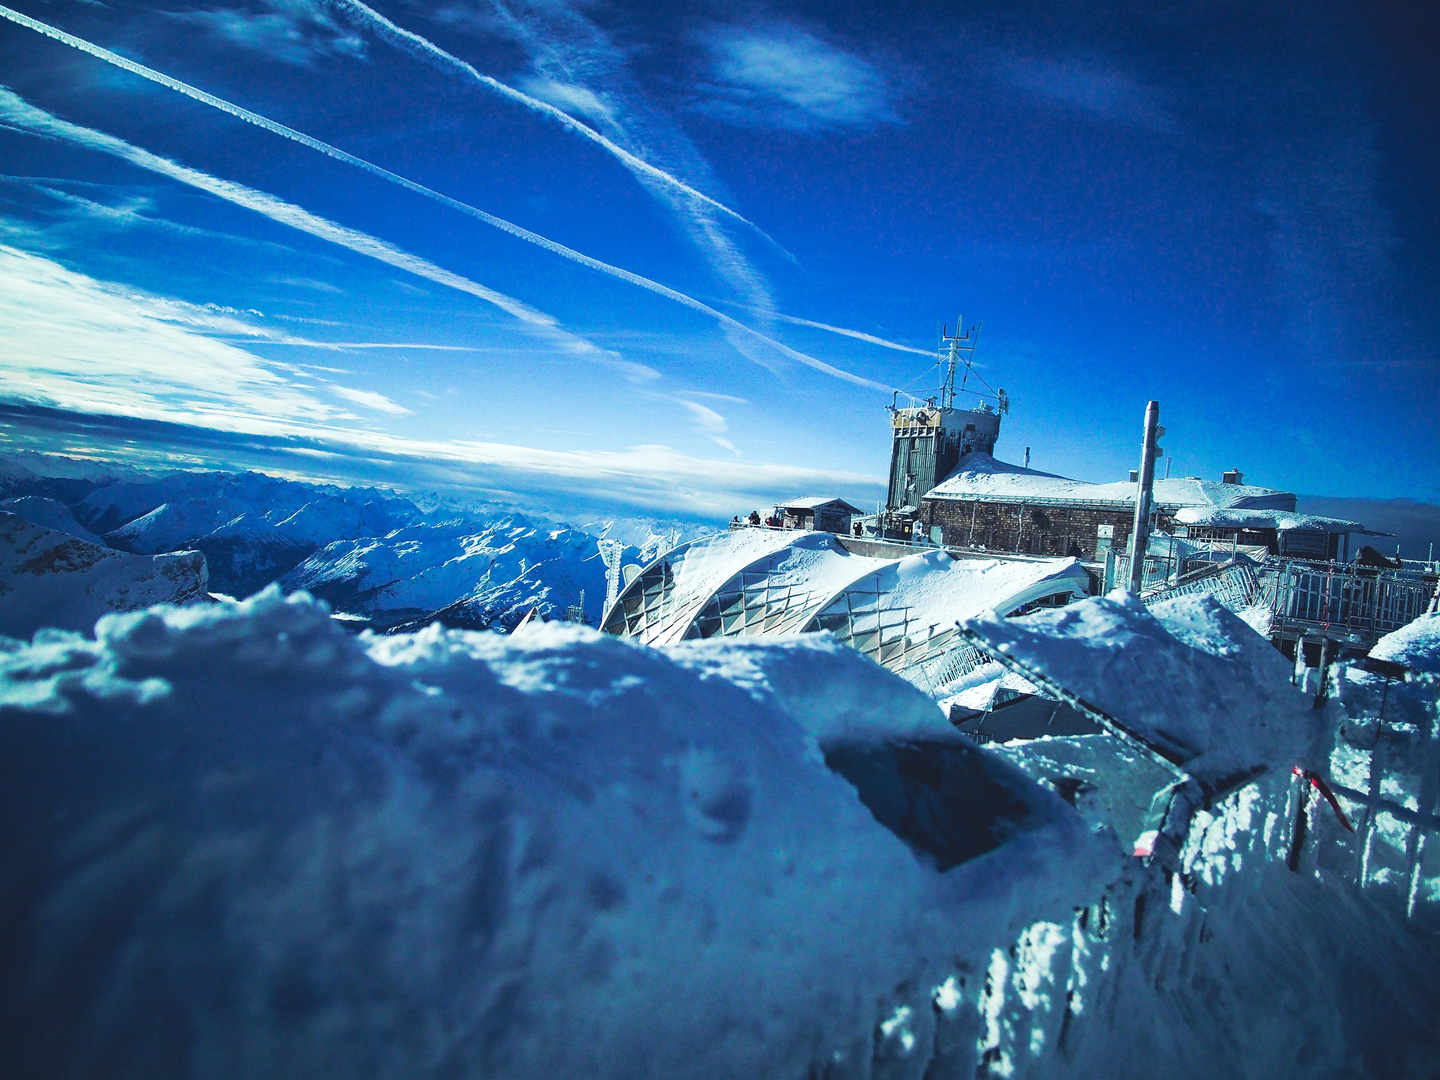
0, 590, 1108, 1079
1368, 610, 1440, 673
4, 454, 1440, 1077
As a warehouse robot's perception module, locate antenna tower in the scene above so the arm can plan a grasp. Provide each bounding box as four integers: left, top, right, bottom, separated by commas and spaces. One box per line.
938, 318, 982, 409
598, 539, 625, 614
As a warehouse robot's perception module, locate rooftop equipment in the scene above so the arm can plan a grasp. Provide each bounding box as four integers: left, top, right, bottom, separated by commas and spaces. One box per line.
884, 318, 1009, 511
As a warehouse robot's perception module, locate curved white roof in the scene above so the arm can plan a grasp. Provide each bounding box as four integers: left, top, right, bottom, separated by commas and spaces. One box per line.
603, 527, 1092, 690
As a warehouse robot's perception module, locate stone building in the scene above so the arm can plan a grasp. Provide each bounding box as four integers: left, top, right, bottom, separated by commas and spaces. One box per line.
915, 453, 1360, 561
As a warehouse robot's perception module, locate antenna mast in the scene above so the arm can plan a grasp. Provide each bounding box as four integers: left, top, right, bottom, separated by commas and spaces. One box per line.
938, 318, 982, 410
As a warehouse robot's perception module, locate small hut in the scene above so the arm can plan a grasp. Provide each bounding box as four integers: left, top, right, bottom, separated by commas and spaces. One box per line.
773, 497, 863, 535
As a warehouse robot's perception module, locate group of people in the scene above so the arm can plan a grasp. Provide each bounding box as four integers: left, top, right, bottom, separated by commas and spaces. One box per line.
732, 511, 782, 528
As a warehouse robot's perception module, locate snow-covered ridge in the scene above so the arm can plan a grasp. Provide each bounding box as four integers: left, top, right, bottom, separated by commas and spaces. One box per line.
0, 590, 1105, 1078
0, 511, 207, 638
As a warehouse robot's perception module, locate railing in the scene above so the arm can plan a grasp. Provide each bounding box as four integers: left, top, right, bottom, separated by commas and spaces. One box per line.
1110, 551, 1437, 645
1257, 559, 1436, 642
1323, 667, 1440, 921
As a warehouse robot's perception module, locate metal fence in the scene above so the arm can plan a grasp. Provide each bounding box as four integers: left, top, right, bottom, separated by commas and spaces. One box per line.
1322, 669, 1440, 921
1257, 559, 1436, 642
1112, 551, 1437, 645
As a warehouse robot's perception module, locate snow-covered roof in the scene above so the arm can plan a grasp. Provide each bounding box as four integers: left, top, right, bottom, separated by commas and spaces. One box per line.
774, 496, 863, 513
925, 453, 1296, 513
1174, 507, 1363, 533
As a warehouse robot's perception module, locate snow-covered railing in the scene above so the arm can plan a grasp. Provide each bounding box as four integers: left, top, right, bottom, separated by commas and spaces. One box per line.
1257, 559, 1436, 643
1140, 559, 1260, 611
1325, 665, 1440, 921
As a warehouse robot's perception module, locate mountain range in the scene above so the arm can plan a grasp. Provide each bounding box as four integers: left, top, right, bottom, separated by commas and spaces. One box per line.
0, 455, 705, 637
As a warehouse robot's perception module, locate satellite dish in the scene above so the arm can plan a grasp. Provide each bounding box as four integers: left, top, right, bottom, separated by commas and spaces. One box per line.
622, 564, 642, 586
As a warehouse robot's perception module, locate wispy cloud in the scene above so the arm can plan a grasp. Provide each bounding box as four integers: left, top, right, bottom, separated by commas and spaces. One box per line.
323, 0, 772, 244
0, 10, 889, 392
0, 242, 356, 431
767, 312, 934, 356
172, 0, 366, 65
326, 0, 790, 312
993, 54, 1176, 133
674, 396, 738, 455
270, 273, 344, 293
1, 401, 886, 518
0, 175, 297, 256
695, 26, 896, 132
327, 384, 411, 414
0, 87, 633, 370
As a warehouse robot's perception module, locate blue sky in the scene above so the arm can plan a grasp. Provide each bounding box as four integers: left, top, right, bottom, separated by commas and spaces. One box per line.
0, 0, 1436, 517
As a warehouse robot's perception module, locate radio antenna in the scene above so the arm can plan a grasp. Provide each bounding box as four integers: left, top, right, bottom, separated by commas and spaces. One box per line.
938, 318, 982, 409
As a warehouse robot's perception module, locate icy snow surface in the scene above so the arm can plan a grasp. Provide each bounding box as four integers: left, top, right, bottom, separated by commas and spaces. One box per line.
0, 511, 208, 637
0, 590, 1108, 1079
1369, 611, 1440, 673
964, 590, 1328, 779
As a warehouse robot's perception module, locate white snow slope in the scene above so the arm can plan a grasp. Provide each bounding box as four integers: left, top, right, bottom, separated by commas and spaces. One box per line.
0, 590, 1108, 1080
0, 511, 208, 637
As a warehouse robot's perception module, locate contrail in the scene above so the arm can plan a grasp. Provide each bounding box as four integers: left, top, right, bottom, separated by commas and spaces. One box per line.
0, 89, 577, 342
771, 313, 937, 357
322, 0, 785, 253
0, 5, 891, 392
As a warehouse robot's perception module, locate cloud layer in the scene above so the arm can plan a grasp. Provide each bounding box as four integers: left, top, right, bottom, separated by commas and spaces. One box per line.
0, 244, 883, 515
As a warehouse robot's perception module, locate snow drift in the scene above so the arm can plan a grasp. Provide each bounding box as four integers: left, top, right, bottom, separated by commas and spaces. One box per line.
0, 590, 1107, 1080
964, 590, 1330, 781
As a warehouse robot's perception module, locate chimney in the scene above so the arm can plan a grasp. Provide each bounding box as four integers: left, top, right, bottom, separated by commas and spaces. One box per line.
1222, 469, 1244, 486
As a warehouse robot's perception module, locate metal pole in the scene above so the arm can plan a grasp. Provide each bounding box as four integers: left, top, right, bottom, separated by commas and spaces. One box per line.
1127, 400, 1160, 593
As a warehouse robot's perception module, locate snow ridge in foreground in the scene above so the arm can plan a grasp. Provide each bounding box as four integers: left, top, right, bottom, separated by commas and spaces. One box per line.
0, 590, 1102, 1079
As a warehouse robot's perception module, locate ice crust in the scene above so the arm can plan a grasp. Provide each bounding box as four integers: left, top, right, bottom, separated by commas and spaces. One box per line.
964, 590, 1329, 778
0, 590, 1107, 1079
